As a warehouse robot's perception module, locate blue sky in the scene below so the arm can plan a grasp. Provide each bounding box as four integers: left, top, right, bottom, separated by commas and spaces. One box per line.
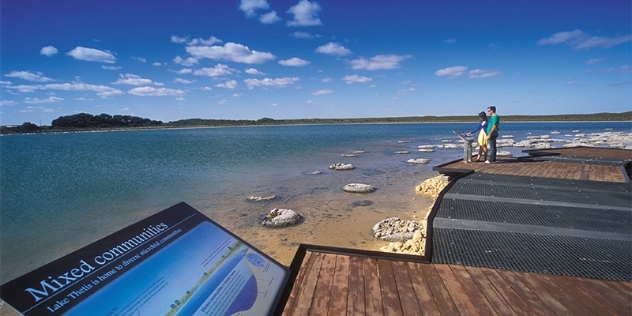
1, 0, 630, 125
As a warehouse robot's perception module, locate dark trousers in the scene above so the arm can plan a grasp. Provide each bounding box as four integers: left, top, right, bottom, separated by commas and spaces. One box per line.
488, 135, 497, 162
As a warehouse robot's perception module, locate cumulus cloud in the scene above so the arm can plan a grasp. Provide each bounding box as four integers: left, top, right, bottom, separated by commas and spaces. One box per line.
0, 100, 18, 106
287, 0, 322, 27
46, 82, 123, 98
174, 56, 199, 67
239, 0, 269, 17
112, 74, 154, 86
187, 36, 222, 46
468, 69, 501, 79
260, 11, 281, 24
292, 31, 313, 39
312, 89, 333, 95
245, 68, 265, 75
193, 64, 237, 77
537, 30, 632, 50
67, 47, 116, 63
244, 77, 299, 89
5, 71, 53, 82
315, 42, 352, 56
128, 86, 184, 96
174, 78, 194, 84
342, 74, 372, 84
215, 80, 239, 89
21, 106, 54, 113
24, 96, 64, 104
40, 46, 58, 56
435, 66, 468, 78
351, 54, 411, 70
186, 42, 275, 64
279, 57, 310, 67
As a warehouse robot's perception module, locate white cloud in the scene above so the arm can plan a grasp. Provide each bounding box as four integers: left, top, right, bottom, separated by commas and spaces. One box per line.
468, 69, 501, 79
585, 58, 603, 65
24, 96, 63, 104
0, 100, 18, 106
153, 62, 163, 66
350, 54, 411, 70
215, 80, 239, 89
312, 89, 333, 95
20, 106, 55, 113
435, 66, 468, 78
46, 82, 123, 98
5, 71, 53, 82
186, 42, 275, 64
177, 68, 193, 74
315, 42, 352, 56
174, 56, 199, 67
40, 46, 58, 56
174, 78, 194, 84
279, 57, 310, 67
133, 57, 147, 63
187, 36, 222, 46
67, 47, 116, 63
102, 65, 122, 70
260, 11, 281, 24
342, 74, 372, 84
128, 86, 185, 96
287, 0, 322, 27
112, 74, 154, 86
537, 30, 632, 50
171, 35, 188, 43
292, 31, 313, 39
244, 77, 299, 89
245, 68, 265, 75
585, 66, 631, 74
239, 0, 269, 17
193, 64, 236, 77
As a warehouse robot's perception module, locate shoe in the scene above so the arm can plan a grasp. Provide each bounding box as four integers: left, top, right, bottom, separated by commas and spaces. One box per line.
485, 160, 490, 164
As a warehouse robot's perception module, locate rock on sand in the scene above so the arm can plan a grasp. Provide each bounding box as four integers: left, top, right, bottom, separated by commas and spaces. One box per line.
372, 217, 423, 242
329, 163, 355, 170
261, 208, 302, 228
343, 183, 376, 193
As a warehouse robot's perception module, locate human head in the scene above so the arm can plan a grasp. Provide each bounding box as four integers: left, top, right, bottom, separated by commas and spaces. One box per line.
487, 106, 496, 114
478, 111, 487, 120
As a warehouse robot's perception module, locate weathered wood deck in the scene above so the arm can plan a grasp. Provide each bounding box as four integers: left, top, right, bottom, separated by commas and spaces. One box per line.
280, 249, 632, 316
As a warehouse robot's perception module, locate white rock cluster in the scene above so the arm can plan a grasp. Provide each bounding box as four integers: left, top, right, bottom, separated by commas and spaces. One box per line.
329, 163, 355, 170
247, 195, 277, 201
372, 217, 423, 242
261, 208, 302, 228
342, 183, 376, 193
407, 158, 431, 164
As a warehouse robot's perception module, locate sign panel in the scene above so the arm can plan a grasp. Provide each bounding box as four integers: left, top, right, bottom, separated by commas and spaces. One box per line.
1, 202, 289, 316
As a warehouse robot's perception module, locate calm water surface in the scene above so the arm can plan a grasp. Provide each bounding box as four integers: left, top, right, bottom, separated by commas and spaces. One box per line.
1, 122, 630, 282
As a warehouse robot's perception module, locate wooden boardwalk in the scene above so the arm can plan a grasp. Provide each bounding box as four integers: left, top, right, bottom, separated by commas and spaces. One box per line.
280, 249, 632, 316
277, 148, 632, 315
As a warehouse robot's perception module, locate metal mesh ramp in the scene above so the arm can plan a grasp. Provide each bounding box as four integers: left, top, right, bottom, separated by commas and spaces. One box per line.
431, 173, 632, 281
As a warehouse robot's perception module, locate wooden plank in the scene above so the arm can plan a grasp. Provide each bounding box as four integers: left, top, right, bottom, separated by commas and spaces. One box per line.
480, 267, 535, 316
309, 253, 337, 316
377, 259, 403, 316
390, 261, 422, 316
510, 272, 572, 316
282, 251, 315, 315
420, 264, 460, 315
292, 252, 325, 316
496, 270, 555, 315
464, 266, 516, 315
529, 272, 594, 315
347, 255, 366, 316
406, 262, 442, 316
449, 265, 499, 316
434, 264, 480, 316
364, 258, 383, 315
327, 255, 350, 316
565, 276, 631, 315
548, 274, 617, 315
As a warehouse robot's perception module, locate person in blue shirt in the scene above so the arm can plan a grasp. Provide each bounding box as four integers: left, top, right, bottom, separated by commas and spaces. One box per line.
467, 111, 488, 162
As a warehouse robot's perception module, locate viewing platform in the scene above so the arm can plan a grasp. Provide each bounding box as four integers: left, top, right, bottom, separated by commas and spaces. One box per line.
278, 147, 632, 315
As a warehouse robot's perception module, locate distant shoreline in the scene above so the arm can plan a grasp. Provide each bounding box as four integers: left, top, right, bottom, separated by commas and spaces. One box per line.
2, 111, 631, 135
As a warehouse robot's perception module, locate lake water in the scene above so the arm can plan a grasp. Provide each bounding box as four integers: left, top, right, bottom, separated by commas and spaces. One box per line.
1, 121, 630, 282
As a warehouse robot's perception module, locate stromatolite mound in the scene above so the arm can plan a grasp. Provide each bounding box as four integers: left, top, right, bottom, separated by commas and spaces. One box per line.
415, 175, 449, 200
407, 158, 431, 164
261, 208, 302, 228
247, 195, 277, 201
343, 183, 375, 193
372, 217, 423, 242
329, 163, 355, 170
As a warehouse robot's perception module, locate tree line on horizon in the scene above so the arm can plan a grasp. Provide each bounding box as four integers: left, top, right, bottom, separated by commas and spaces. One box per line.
1, 111, 631, 134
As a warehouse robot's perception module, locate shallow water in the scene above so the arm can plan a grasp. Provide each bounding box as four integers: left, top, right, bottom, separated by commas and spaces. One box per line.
1, 122, 630, 282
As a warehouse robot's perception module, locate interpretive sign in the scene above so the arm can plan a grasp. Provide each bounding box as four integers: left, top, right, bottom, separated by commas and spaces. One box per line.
0, 202, 290, 316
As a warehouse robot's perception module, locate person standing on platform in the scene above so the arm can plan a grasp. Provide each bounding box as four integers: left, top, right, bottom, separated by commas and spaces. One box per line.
467, 111, 488, 162
485, 106, 500, 163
